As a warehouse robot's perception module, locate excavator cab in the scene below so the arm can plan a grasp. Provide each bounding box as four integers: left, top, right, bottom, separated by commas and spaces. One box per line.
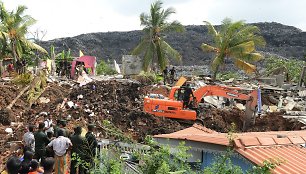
143, 86, 197, 120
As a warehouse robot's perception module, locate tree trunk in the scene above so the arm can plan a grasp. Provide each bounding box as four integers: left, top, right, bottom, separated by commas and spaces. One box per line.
51, 50, 56, 76
6, 85, 30, 110
11, 41, 18, 64
212, 65, 220, 81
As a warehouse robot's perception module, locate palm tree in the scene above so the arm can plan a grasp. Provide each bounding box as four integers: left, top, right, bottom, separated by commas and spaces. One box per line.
0, 2, 47, 63
132, 0, 185, 71
201, 18, 266, 80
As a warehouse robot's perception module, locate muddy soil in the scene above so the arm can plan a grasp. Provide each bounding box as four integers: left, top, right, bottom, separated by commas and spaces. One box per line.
202, 108, 304, 132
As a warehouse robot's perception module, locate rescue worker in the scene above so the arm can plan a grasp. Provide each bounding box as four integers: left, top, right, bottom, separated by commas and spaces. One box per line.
170, 67, 176, 84
163, 66, 168, 85
183, 84, 194, 109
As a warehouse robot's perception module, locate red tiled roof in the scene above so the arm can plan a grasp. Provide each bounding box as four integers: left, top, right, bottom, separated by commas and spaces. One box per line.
154, 124, 306, 174
154, 124, 229, 145
237, 145, 306, 174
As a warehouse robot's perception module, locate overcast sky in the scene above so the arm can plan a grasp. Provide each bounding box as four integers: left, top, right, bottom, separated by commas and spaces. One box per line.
2, 0, 306, 41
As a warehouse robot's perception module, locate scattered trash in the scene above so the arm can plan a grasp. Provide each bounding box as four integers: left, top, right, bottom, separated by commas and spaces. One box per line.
38, 97, 50, 104
77, 94, 84, 100
5, 128, 13, 134
67, 101, 74, 108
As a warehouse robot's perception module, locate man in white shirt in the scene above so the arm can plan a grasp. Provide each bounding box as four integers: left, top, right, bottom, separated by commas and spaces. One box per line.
47, 129, 72, 174
23, 125, 35, 152
43, 114, 54, 134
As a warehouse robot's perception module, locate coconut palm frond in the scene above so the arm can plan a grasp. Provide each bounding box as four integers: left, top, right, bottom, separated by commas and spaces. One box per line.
201, 43, 217, 53
161, 40, 182, 63
156, 40, 167, 70
16, 41, 23, 58
162, 20, 185, 33
234, 58, 256, 74
140, 13, 151, 27
160, 6, 175, 23
21, 39, 47, 54
131, 37, 150, 55
241, 52, 263, 62
252, 35, 266, 47
143, 42, 155, 71
229, 41, 255, 56
203, 21, 217, 37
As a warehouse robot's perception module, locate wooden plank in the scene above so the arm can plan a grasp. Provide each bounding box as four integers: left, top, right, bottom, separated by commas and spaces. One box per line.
174, 76, 187, 87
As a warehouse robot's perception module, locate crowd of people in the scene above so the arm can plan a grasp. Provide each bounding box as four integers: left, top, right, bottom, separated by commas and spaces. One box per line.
1, 114, 98, 174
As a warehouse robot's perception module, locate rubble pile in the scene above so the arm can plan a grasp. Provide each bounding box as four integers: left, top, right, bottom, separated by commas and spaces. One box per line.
203, 108, 304, 132
142, 85, 170, 97
23, 80, 185, 142
0, 83, 28, 125
65, 80, 184, 141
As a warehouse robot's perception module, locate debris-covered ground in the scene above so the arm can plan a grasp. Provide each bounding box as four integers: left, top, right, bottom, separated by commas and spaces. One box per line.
203, 108, 304, 132
0, 79, 305, 169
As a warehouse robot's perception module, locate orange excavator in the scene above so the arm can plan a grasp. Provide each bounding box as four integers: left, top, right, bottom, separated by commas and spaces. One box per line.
144, 85, 258, 130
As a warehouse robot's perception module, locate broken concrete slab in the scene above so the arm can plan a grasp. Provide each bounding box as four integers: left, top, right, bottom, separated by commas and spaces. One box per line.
235, 103, 245, 110
284, 101, 296, 111
268, 105, 278, 112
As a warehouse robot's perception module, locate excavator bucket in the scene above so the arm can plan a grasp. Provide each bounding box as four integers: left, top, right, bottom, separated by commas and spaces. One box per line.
174, 77, 187, 87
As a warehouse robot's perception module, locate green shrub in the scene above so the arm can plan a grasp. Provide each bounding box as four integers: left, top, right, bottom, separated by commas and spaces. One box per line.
12, 73, 33, 86
135, 71, 161, 84
265, 56, 305, 82
216, 71, 240, 80
96, 60, 117, 75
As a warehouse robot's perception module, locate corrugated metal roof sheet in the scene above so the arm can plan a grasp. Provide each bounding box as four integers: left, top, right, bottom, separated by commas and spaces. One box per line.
154, 124, 306, 174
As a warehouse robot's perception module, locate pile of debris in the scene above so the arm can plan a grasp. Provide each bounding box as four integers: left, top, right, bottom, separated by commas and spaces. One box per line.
22, 80, 185, 142
202, 108, 304, 132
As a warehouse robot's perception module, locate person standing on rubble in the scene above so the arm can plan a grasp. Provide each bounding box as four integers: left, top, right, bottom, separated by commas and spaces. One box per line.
47, 129, 72, 174
183, 84, 194, 109
70, 126, 85, 174
170, 67, 176, 84
34, 123, 50, 164
163, 66, 168, 85
23, 125, 35, 153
